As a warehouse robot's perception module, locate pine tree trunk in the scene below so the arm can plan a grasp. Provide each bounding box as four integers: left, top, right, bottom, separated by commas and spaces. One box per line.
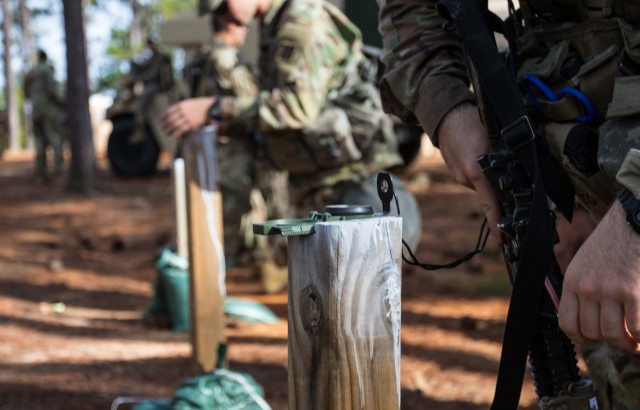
18, 0, 34, 149
2, 0, 21, 153
62, 0, 95, 193
130, 0, 142, 51
17, 0, 33, 67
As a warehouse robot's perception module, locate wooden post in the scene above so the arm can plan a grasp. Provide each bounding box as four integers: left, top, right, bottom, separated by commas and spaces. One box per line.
288, 217, 402, 409
173, 158, 188, 258
181, 126, 226, 373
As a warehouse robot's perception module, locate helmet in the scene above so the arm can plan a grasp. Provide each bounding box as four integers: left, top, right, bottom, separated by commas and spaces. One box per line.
198, 0, 225, 16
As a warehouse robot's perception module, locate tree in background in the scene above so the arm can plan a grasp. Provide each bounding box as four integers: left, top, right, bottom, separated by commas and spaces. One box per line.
18, 0, 34, 149
2, 0, 20, 153
62, 0, 95, 193
130, 0, 142, 53
17, 0, 34, 68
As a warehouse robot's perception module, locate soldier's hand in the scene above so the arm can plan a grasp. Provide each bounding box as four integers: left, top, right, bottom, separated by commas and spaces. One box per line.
438, 103, 504, 245
559, 200, 640, 353
161, 97, 216, 138
553, 205, 596, 273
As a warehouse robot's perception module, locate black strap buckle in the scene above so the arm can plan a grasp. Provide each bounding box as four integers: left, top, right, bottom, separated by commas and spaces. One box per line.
377, 172, 395, 214
502, 116, 535, 153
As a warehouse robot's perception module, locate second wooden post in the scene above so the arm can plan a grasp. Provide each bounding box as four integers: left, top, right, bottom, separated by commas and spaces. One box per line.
181, 126, 226, 373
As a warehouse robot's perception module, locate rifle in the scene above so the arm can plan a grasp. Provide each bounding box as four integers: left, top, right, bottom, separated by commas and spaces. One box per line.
435, 1, 599, 409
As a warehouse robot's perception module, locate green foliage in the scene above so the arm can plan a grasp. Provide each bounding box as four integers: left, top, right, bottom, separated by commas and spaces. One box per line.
95, 63, 126, 95
95, 28, 133, 93
0, 74, 30, 149
105, 28, 133, 61
150, 0, 197, 18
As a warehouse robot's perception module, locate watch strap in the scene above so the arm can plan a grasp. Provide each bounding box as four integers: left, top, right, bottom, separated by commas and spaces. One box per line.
207, 98, 222, 121
617, 186, 640, 234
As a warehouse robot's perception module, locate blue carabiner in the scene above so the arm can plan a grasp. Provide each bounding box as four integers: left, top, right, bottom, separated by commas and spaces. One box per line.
522, 74, 594, 123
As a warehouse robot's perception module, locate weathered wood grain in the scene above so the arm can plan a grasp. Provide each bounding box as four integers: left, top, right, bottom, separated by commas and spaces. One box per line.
182, 127, 226, 373
288, 217, 402, 410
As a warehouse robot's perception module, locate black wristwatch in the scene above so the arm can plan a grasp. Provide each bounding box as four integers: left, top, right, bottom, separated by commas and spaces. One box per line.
617, 186, 640, 234
207, 98, 222, 121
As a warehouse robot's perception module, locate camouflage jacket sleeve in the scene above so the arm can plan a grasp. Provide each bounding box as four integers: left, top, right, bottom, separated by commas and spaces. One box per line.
197, 43, 258, 99
377, 0, 476, 145
219, 1, 354, 133
617, 149, 640, 195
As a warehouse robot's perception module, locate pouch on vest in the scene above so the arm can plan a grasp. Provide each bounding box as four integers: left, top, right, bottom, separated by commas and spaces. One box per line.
262, 131, 320, 175
545, 122, 617, 218
517, 20, 624, 122
301, 106, 362, 167
332, 82, 400, 167
262, 107, 362, 175
599, 76, 640, 181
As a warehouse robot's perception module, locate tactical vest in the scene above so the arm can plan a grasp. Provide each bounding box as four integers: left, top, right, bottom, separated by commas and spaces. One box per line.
258, 0, 401, 184
511, 0, 640, 218
522, 0, 640, 23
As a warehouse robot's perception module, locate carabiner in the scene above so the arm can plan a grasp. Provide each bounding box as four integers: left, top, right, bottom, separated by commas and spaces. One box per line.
522, 74, 594, 123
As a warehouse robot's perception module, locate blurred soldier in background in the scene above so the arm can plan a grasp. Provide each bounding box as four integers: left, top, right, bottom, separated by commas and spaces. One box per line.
184, 5, 290, 284
24, 50, 65, 182
162, 0, 422, 291
127, 36, 174, 130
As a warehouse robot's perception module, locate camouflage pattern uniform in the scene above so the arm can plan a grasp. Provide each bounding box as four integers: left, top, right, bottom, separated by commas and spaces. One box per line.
24, 60, 64, 179
377, 0, 640, 408
216, 0, 422, 250
189, 40, 263, 264
131, 45, 173, 117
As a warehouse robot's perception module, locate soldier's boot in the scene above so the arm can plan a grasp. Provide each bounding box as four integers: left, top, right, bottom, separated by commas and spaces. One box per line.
259, 260, 288, 294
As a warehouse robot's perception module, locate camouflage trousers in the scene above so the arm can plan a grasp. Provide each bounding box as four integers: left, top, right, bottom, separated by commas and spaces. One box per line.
582, 343, 640, 410
218, 135, 290, 266
33, 116, 63, 178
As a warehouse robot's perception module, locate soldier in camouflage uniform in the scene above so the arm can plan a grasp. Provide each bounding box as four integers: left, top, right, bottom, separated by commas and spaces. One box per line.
161, 0, 422, 258
127, 36, 174, 132
377, 0, 640, 408
185, 6, 288, 274
185, 10, 261, 267
24, 50, 65, 181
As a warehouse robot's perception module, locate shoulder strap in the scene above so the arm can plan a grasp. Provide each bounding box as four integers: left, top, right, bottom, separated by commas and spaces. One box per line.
437, 1, 573, 409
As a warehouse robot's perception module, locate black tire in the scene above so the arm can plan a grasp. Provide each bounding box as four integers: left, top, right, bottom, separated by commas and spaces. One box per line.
394, 123, 423, 167
107, 114, 160, 177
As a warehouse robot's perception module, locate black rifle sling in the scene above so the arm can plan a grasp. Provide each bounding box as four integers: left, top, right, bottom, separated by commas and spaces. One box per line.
436, 1, 568, 408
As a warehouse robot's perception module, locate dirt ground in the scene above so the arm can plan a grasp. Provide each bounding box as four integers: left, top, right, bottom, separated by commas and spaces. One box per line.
0, 146, 556, 410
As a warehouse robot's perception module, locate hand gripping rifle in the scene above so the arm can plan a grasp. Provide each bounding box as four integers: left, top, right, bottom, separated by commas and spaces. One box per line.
436, 1, 599, 409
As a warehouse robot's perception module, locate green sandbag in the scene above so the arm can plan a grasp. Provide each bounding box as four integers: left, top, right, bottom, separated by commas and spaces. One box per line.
143, 272, 169, 320
131, 399, 172, 410
157, 248, 190, 332
150, 248, 279, 331
172, 369, 270, 410
224, 298, 279, 324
